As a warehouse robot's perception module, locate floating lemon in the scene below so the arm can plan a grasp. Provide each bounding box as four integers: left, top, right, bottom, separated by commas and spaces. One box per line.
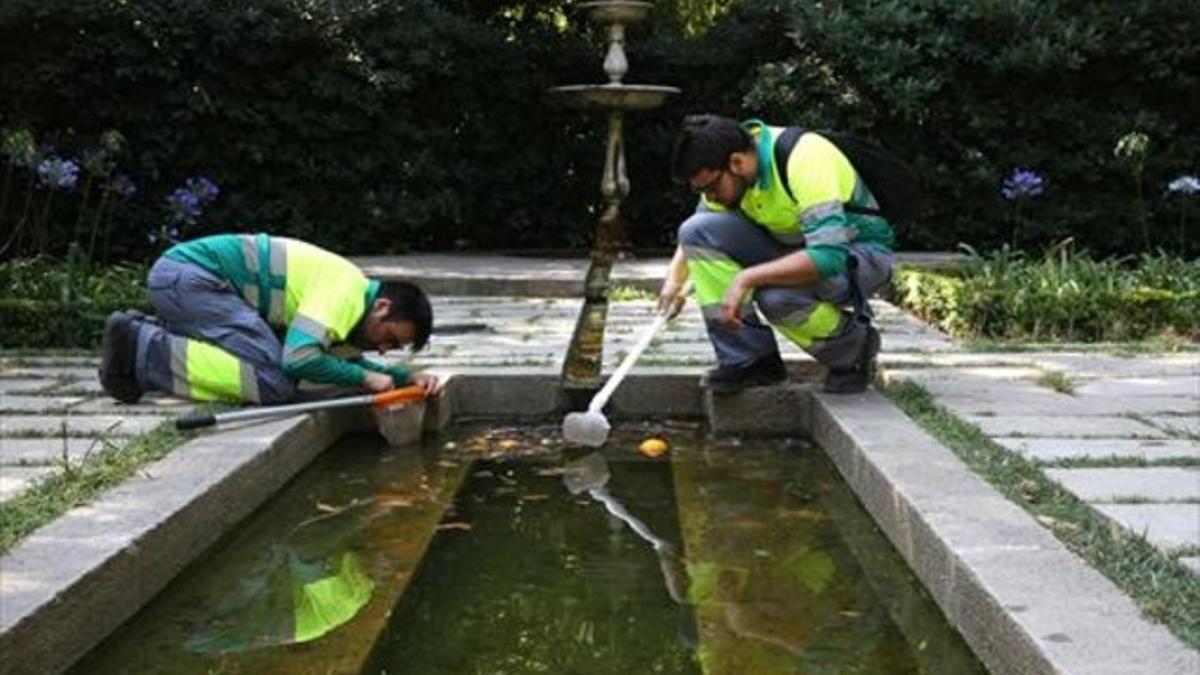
638, 437, 669, 458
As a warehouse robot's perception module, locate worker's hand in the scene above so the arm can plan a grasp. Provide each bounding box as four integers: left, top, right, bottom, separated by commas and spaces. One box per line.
363, 370, 396, 393
657, 278, 688, 319
410, 372, 443, 397
719, 274, 751, 329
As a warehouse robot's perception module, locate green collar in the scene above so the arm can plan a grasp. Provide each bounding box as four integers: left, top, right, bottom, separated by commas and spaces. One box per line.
741, 118, 774, 191
364, 278, 381, 312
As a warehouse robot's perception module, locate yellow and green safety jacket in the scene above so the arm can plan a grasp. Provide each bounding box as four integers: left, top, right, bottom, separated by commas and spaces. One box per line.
164, 234, 408, 387
702, 120, 895, 279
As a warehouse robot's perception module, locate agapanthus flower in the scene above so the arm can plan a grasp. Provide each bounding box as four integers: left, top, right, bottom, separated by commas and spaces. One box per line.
1167, 175, 1200, 196
166, 187, 203, 224
185, 176, 219, 203
36, 157, 80, 191
1001, 168, 1045, 202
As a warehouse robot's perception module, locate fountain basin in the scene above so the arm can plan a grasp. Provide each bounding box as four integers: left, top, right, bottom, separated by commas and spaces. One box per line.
578, 0, 654, 25
550, 83, 680, 112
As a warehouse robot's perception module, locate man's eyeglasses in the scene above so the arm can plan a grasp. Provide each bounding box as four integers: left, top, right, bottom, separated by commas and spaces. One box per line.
691, 170, 725, 196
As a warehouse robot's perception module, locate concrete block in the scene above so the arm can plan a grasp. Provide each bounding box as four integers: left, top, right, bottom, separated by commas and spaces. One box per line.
971, 415, 1166, 439
445, 373, 561, 418
995, 438, 1200, 463
1091, 503, 1200, 550
609, 372, 704, 419
705, 384, 812, 437
1044, 467, 1200, 502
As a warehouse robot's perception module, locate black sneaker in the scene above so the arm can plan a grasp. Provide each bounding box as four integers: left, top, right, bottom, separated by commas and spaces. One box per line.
823, 324, 880, 394
99, 311, 143, 404
700, 353, 787, 392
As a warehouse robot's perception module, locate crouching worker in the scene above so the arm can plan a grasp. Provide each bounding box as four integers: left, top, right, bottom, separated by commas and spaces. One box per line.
98, 233, 440, 405
664, 114, 900, 394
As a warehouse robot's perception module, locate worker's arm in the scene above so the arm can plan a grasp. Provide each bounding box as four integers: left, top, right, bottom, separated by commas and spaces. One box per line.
657, 244, 690, 318
354, 358, 411, 386
719, 251, 820, 328
282, 278, 390, 390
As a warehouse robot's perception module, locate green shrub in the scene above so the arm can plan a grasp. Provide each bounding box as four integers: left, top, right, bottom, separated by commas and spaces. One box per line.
897, 248, 1200, 342
0, 257, 149, 347
747, 0, 1200, 256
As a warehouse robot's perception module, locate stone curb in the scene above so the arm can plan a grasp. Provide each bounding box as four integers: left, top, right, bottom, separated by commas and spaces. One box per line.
0, 409, 367, 675
810, 390, 1199, 675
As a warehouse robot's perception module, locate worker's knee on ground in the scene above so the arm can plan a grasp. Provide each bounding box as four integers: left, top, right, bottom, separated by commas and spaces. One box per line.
677, 212, 728, 248
258, 372, 297, 405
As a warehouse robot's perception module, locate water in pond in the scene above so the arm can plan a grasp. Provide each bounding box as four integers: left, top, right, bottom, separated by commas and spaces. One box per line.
68, 425, 986, 675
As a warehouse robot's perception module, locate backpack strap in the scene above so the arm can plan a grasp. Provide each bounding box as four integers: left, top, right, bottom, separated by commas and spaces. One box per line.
773, 126, 804, 203
773, 126, 884, 217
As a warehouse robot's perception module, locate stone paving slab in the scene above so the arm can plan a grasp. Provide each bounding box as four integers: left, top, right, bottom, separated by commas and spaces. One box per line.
0, 396, 86, 413
0, 379, 58, 394
1146, 414, 1200, 437
1075, 376, 1199, 399
970, 415, 1167, 439
39, 379, 105, 395
0, 415, 162, 437
942, 394, 1200, 418
0, 438, 118, 466
1032, 353, 1200, 379
69, 396, 192, 415
1044, 467, 1200, 502
0, 466, 58, 501
995, 438, 1200, 463
1090, 503, 1200, 550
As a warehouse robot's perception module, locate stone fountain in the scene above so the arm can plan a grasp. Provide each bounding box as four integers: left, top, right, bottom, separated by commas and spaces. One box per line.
550, 0, 679, 388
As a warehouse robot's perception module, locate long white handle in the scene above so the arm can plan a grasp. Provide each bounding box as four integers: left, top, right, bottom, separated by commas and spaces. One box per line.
587, 280, 693, 414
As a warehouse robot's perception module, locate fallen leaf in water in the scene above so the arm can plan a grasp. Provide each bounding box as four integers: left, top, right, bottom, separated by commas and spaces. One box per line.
520, 494, 550, 502
498, 439, 521, 451
437, 522, 473, 531
376, 496, 413, 508
437, 460, 459, 468
535, 467, 566, 476
315, 502, 339, 513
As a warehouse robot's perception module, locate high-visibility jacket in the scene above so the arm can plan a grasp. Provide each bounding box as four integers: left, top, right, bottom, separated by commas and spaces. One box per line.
701, 121, 895, 279
164, 234, 403, 386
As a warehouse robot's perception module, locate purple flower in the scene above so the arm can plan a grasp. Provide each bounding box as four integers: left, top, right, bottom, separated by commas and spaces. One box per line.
166, 187, 203, 225
1001, 168, 1045, 202
185, 176, 219, 203
36, 157, 80, 191
1167, 175, 1200, 196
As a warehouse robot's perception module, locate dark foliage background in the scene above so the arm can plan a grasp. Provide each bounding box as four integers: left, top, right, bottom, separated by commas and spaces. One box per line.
0, 0, 1196, 261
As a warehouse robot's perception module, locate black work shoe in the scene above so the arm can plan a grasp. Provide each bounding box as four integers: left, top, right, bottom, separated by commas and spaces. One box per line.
700, 353, 788, 392
99, 311, 144, 404
823, 324, 881, 394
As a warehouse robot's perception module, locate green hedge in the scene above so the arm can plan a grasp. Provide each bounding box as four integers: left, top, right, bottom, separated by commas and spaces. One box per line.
748, 0, 1200, 256
895, 250, 1200, 342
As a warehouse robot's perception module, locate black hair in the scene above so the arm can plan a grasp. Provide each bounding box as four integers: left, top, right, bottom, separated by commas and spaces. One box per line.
376, 280, 433, 352
669, 114, 754, 183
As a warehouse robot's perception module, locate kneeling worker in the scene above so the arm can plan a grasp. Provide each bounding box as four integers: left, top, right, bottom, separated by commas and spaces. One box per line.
99, 233, 440, 405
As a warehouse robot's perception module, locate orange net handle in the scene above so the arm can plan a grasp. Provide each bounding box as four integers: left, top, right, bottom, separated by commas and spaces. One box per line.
371, 385, 426, 408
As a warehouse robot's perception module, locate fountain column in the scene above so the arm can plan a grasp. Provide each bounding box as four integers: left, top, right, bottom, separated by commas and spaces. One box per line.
550, 1, 680, 389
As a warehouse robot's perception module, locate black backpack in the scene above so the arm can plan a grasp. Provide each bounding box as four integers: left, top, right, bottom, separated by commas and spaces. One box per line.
773, 126, 924, 223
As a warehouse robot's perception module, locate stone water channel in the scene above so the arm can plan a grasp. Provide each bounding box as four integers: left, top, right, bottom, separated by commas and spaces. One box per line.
66, 422, 985, 675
